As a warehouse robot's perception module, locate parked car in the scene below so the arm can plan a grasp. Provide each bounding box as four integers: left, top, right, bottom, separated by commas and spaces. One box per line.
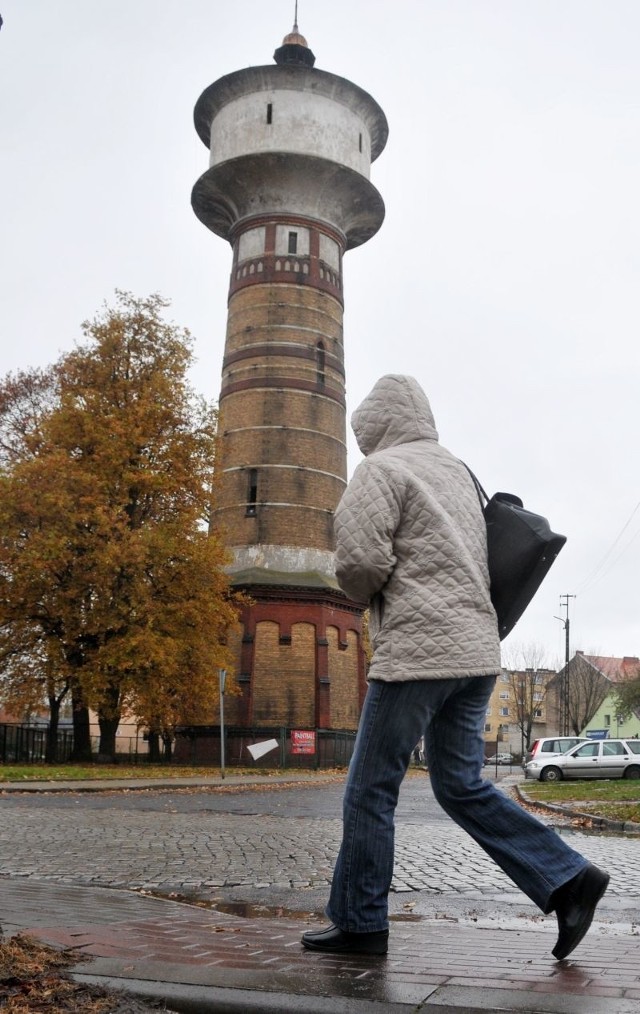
484, 752, 514, 765
524, 736, 588, 767
525, 737, 640, 782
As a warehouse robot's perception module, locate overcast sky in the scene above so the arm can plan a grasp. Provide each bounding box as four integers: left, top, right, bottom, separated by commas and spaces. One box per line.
1, 1, 638, 665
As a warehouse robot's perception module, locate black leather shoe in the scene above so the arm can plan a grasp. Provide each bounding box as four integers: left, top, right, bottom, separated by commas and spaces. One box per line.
552, 862, 610, 960
301, 923, 388, 955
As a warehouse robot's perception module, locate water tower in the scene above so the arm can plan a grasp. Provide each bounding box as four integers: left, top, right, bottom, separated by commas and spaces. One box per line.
192, 20, 387, 735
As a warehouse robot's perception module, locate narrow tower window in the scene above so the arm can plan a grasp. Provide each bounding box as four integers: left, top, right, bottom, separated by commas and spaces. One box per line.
246, 468, 258, 516
266, 103, 273, 124
288, 231, 298, 254
316, 341, 326, 386
359, 132, 363, 152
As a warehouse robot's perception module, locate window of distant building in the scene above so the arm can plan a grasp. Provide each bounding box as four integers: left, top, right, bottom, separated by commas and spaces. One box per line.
288, 231, 298, 254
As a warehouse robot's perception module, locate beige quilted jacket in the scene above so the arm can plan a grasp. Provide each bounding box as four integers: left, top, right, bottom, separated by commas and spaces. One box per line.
334, 375, 501, 681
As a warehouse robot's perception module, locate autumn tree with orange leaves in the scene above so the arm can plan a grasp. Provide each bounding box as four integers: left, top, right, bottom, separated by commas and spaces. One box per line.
0, 292, 239, 761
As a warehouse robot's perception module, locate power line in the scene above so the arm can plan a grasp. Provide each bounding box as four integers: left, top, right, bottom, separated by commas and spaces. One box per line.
593, 525, 640, 586
575, 498, 640, 596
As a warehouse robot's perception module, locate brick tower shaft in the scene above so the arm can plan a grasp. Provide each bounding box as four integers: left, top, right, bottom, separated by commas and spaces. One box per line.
219, 209, 348, 559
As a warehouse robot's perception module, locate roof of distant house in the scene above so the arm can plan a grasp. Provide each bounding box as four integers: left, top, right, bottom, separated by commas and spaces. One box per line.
576, 651, 640, 683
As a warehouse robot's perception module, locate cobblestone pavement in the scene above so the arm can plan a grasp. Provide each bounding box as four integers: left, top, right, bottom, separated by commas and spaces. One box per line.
0, 777, 638, 911
2, 776, 640, 1012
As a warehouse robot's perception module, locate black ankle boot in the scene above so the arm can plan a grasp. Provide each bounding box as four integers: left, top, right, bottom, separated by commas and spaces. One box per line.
552, 863, 609, 960
302, 923, 389, 955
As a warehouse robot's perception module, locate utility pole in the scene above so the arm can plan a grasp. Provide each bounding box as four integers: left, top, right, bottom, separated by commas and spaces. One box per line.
555, 595, 575, 735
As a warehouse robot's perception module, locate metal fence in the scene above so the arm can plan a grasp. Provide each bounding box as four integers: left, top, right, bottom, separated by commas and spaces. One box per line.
173, 725, 358, 769
0, 723, 74, 764
0, 722, 359, 769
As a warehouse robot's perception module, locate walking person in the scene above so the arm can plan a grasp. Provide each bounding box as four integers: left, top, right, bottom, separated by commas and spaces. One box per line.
302, 374, 609, 959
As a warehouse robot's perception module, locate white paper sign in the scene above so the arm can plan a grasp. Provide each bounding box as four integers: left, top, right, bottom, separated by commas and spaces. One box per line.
246, 738, 279, 760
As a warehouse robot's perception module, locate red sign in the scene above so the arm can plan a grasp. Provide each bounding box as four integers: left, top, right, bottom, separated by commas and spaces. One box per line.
291, 730, 316, 755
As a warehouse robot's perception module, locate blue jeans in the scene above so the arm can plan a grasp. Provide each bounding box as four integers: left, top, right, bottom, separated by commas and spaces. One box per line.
327, 676, 588, 933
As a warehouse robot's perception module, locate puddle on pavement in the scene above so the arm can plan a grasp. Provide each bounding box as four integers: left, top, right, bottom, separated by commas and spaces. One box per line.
556, 824, 640, 839
207, 901, 420, 921
137, 891, 633, 934
195, 902, 633, 935
213, 901, 314, 920
138, 891, 422, 922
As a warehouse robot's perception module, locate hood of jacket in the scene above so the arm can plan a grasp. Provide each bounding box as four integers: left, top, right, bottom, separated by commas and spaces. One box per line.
351, 374, 439, 456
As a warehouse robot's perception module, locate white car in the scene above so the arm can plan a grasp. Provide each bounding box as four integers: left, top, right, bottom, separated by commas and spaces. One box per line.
484, 752, 514, 765
525, 737, 640, 782
524, 736, 588, 767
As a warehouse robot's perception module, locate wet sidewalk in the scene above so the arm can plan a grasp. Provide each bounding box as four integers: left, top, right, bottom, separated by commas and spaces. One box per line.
3, 876, 639, 1013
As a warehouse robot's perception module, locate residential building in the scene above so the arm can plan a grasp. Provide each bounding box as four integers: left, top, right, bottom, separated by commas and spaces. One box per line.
484, 668, 557, 759
547, 652, 640, 738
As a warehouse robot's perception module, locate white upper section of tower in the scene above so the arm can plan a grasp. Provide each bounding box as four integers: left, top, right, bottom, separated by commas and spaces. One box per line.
209, 88, 373, 177
192, 37, 387, 249
194, 65, 387, 165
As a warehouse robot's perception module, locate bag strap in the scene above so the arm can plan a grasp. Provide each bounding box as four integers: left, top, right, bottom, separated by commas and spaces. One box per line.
460, 461, 489, 508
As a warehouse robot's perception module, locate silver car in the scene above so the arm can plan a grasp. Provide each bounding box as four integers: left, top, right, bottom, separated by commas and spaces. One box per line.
525, 737, 640, 782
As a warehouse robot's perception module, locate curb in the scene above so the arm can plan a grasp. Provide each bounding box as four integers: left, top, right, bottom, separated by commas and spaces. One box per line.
0, 773, 344, 794
71, 974, 421, 1013
71, 971, 640, 1014
515, 783, 640, 836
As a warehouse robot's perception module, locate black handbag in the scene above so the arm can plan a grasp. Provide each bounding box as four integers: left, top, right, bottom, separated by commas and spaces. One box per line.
464, 466, 567, 641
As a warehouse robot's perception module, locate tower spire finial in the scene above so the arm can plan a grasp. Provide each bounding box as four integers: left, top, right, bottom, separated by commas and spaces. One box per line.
274, 2, 315, 67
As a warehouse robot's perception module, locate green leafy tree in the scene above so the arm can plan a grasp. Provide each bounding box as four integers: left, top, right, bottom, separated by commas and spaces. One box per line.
0, 292, 239, 761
